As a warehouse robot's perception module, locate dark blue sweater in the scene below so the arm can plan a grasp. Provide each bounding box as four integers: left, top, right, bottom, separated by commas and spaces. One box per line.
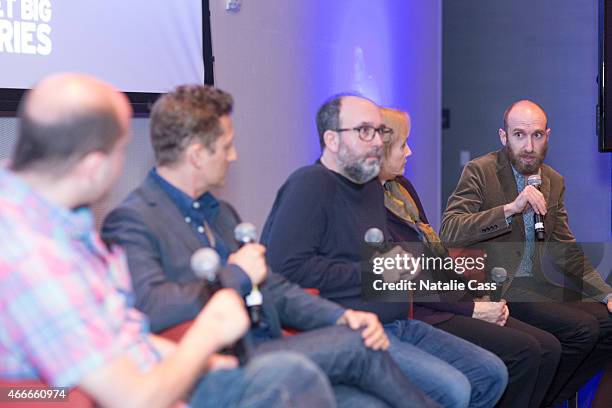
261, 162, 411, 324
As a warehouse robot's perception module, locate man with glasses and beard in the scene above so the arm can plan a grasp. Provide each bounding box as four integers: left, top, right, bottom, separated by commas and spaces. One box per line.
440, 99, 612, 406
262, 93, 508, 408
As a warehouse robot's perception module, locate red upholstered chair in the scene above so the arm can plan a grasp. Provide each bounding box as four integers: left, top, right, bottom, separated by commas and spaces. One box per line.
303, 288, 321, 297
159, 320, 194, 342
0, 380, 94, 408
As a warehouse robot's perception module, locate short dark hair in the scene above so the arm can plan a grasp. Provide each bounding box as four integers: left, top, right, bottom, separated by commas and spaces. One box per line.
10, 98, 122, 174
150, 84, 233, 166
316, 92, 368, 150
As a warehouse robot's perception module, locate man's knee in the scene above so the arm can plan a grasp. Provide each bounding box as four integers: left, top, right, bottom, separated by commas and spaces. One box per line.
319, 325, 372, 357
243, 352, 335, 407
507, 333, 543, 374
539, 330, 562, 366
441, 369, 472, 408
571, 315, 600, 351
487, 352, 509, 390
247, 351, 324, 381
471, 349, 508, 407
596, 312, 612, 346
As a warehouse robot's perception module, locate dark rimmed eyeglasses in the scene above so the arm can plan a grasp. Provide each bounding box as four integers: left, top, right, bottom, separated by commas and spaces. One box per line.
334, 125, 393, 142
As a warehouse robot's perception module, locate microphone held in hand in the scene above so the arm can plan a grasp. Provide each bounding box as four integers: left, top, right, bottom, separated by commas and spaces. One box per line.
191, 247, 251, 365
364, 227, 385, 248
234, 222, 258, 244
489, 267, 508, 302
527, 175, 545, 241
234, 222, 263, 327
363, 227, 420, 282
191, 247, 222, 287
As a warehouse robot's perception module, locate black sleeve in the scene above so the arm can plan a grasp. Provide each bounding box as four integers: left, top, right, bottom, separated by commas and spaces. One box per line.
102, 207, 207, 332
264, 271, 345, 330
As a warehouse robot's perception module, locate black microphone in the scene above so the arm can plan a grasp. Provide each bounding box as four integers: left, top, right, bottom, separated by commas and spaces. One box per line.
527, 174, 545, 241
191, 247, 251, 364
234, 222, 263, 327
489, 267, 508, 302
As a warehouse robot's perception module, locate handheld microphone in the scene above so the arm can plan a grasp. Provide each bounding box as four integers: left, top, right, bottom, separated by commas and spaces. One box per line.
191, 247, 222, 287
234, 222, 263, 327
364, 227, 385, 248
527, 174, 545, 241
364, 227, 415, 317
489, 267, 508, 302
191, 247, 251, 364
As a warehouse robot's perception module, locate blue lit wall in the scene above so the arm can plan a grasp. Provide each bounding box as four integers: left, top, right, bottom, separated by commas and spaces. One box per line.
299, 1, 442, 227
212, 0, 442, 228
442, 0, 611, 244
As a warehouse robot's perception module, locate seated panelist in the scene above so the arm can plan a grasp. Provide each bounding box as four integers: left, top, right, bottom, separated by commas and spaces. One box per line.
440, 100, 612, 405
0, 73, 335, 408
102, 84, 436, 408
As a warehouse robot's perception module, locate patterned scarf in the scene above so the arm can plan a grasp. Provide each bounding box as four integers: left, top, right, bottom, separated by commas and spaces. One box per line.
384, 179, 447, 257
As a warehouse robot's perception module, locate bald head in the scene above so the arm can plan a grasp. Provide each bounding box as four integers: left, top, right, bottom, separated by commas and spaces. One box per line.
503, 100, 548, 131
500, 99, 550, 175
10, 73, 131, 175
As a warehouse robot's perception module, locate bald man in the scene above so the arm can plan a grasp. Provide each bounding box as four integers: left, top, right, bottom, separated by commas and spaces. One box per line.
441, 99, 612, 405
0, 73, 335, 408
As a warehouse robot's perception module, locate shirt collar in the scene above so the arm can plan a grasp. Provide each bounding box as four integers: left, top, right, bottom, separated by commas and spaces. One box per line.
511, 165, 524, 184
150, 168, 220, 220
511, 166, 542, 189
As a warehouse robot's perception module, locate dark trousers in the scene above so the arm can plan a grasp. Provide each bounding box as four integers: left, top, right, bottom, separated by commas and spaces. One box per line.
255, 325, 438, 408
593, 360, 612, 408
507, 283, 612, 406
434, 315, 560, 408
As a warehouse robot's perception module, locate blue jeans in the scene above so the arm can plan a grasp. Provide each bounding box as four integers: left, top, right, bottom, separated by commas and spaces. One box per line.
385, 319, 508, 408
255, 325, 438, 407
189, 351, 335, 407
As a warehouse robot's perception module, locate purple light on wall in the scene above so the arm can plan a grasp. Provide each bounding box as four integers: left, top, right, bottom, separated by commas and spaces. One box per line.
295, 0, 442, 226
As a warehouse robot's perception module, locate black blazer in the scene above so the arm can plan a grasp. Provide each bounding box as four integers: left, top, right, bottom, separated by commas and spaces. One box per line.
102, 172, 345, 334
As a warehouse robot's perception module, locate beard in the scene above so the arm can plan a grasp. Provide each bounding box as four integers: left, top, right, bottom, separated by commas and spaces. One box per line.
505, 143, 547, 175
337, 141, 382, 184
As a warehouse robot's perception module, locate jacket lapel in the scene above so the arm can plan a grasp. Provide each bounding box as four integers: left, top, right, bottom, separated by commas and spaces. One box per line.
540, 170, 553, 241
496, 151, 525, 240
139, 174, 203, 255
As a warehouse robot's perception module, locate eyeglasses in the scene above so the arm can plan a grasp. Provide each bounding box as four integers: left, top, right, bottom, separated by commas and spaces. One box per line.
334, 125, 393, 142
